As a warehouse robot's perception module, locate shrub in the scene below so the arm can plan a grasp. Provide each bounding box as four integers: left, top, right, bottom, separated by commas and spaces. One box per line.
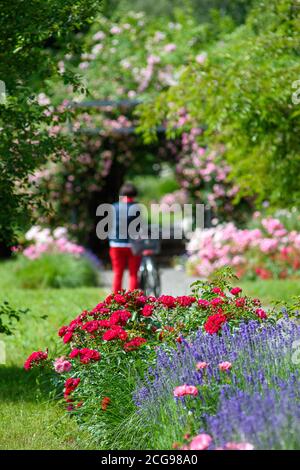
187, 216, 300, 279
15, 253, 100, 289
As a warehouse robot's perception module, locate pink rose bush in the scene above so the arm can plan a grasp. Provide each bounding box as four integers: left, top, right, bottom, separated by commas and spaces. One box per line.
187, 216, 300, 279
22, 226, 85, 260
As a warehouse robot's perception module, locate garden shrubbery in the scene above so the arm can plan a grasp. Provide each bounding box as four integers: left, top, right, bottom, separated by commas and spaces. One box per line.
14, 253, 100, 289
24, 270, 300, 449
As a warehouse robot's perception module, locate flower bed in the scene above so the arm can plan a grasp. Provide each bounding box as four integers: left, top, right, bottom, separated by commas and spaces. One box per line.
187, 216, 300, 279
24, 272, 299, 450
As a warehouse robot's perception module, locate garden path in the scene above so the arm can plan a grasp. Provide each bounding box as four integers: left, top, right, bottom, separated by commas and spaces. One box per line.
102, 267, 199, 296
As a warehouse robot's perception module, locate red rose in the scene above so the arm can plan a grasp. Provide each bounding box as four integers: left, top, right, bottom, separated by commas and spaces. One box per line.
210, 297, 224, 308
212, 287, 225, 297
204, 313, 227, 334
158, 295, 176, 308
176, 296, 196, 307
255, 308, 267, 320
63, 331, 74, 343
24, 350, 48, 370
141, 304, 154, 317
198, 299, 210, 308
102, 326, 128, 341
230, 287, 242, 296
58, 325, 68, 337
123, 337, 146, 352
235, 297, 246, 308
114, 294, 127, 305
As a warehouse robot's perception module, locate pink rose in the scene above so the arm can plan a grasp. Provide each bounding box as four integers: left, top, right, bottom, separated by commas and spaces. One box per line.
53, 356, 72, 374
189, 434, 212, 450
173, 384, 198, 397
219, 361, 232, 371
196, 361, 209, 370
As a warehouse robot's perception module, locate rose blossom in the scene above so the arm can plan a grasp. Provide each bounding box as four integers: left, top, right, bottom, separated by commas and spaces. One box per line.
173, 384, 198, 397
196, 361, 209, 370
219, 361, 232, 371
230, 287, 242, 296
53, 356, 72, 373
189, 434, 212, 450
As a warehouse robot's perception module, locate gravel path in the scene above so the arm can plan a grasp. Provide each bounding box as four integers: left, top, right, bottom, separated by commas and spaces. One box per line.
102, 267, 199, 296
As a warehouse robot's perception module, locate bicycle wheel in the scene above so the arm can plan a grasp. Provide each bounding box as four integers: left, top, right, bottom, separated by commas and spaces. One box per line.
139, 257, 161, 297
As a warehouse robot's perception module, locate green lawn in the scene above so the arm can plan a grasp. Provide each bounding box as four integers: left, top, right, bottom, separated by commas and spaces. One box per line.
239, 279, 300, 305
0, 286, 107, 450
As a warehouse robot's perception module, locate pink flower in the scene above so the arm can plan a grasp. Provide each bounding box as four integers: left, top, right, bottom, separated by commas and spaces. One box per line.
164, 43, 176, 53
189, 434, 212, 450
230, 287, 242, 296
255, 308, 267, 319
195, 53, 207, 64
53, 356, 72, 374
225, 442, 254, 450
196, 361, 209, 370
219, 361, 232, 371
173, 384, 198, 397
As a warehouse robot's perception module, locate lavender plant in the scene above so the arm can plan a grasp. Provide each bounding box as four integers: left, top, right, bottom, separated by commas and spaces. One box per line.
133, 320, 300, 449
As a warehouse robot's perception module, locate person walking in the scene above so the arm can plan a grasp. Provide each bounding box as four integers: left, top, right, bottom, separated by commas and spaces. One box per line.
108, 182, 142, 293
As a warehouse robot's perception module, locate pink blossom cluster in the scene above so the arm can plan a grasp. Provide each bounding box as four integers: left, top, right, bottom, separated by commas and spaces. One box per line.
22, 226, 85, 260
187, 217, 300, 279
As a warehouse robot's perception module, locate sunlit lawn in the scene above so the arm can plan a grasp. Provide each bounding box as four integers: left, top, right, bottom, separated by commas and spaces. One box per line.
0, 280, 107, 450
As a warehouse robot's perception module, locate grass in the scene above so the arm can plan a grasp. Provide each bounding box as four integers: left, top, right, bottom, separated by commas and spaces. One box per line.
0, 285, 107, 450
239, 279, 300, 305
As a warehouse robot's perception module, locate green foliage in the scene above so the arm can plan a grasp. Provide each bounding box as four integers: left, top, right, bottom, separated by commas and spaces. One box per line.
0, 0, 102, 244
138, 0, 300, 208
0, 301, 29, 336
14, 254, 100, 289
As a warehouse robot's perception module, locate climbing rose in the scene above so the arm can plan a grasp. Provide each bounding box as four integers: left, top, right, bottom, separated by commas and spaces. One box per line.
141, 304, 154, 317
24, 350, 48, 370
173, 384, 198, 397
219, 361, 232, 371
204, 313, 227, 334
53, 356, 72, 373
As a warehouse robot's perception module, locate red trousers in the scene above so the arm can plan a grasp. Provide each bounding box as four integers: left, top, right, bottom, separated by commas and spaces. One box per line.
109, 247, 141, 293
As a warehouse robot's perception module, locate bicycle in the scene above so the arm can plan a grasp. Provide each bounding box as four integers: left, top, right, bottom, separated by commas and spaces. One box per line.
131, 236, 161, 297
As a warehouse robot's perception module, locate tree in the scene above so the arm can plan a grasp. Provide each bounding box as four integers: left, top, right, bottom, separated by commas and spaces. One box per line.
137, 0, 300, 209
0, 0, 102, 251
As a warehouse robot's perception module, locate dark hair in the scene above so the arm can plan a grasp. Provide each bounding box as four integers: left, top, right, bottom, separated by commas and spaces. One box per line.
119, 182, 138, 197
